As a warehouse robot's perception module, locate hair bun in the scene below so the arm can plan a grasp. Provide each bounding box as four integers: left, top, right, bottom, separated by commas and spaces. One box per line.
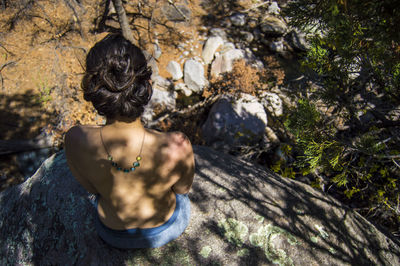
102, 54, 135, 92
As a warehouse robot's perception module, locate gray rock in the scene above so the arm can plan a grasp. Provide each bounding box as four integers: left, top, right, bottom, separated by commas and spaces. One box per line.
260, 92, 283, 116
230, 13, 246, 26
268, 40, 285, 53
268, 1, 281, 15
1, 147, 399, 265
221, 42, 235, 52
153, 42, 162, 59
184, 59, 207, 93
287, 30, 310, 51
144, 50, 159, 79
211, 49, 245, 77
240, 31, 254, 43
201, 36, 224, 65
166, 61, 183, 80
175, 82, 192, 97
17, 148, 53, 179
248, 18, 258, 28
243, 48, 264, 69
162, 3, 191, 22
260, 16, 287, 35
152, 75, 172, 90
142, 87, 176, 122
201, 94, 267, 148
209, 28, 227, 41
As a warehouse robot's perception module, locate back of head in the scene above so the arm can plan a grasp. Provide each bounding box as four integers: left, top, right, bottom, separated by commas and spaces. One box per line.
82, 33, 152, 120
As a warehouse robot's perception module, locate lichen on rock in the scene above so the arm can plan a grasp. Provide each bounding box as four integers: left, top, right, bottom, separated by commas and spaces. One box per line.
249, 224, 299, 266
218, 218, 249, 247
199, 245, 212, 258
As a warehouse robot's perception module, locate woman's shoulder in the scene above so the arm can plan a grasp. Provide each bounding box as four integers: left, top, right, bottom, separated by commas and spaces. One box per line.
65, 125, 101, 150
150, 129, 192, 151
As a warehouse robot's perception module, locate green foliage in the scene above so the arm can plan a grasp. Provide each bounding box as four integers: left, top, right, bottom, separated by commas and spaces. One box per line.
35, 77, 52, 106
282, 0, 400, 232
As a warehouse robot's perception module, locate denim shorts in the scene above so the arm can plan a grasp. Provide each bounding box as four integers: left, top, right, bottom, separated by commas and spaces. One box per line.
93, 193, 190, 249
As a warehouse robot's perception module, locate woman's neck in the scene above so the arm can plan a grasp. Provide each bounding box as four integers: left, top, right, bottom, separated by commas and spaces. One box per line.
105, 116, 143, 130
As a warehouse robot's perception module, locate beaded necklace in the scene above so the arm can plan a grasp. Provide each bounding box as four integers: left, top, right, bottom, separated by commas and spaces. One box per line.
100, 127, 145, 173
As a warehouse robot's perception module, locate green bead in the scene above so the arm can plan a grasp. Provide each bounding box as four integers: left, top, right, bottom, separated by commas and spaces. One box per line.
123, 169, 129, 173
108, 155, 113, 161
133, 161, 140, 167
117, 167, 122, 171
136, 156, 142, 161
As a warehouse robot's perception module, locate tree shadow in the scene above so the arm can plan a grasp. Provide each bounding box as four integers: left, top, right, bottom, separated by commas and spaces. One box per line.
0, 141, 399, 264
0, 90, 57, 191
191, 145, 400, 265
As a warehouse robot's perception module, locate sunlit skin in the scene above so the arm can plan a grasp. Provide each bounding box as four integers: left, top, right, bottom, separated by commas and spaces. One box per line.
64, 116, 195, 230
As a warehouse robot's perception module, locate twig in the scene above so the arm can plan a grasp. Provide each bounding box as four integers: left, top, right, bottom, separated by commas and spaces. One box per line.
242, 1, 269, 13
167, 0, 188, 21
392, 158, 400, 169
0, 61, 13, 72
62, 0, 84, 38
97, 0, 111, 31
147, 94, 221, 128
0, 43, 13, 56
0, 61, 16, 90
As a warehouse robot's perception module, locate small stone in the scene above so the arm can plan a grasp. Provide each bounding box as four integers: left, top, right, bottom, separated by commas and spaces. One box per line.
240, 31, 254, 43
260, 16, 287, 36
268, 2, 281, 15
202, 36, 224, 65
184, 59, 208, 93
268, 40, 284, 53
248, 19, 258, 28
230, 13, 246, 26
211, 49, 244, 77
166, 61, 183, 80
286, 30, 310, 51
153, 43, 162, 59
209, 28, 227, 40
175, 83, 193, 97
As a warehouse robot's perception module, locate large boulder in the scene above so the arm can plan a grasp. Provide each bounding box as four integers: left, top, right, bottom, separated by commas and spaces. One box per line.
1, 147, 399, 265
202, 94, 268, 149
142, 87, 177, 122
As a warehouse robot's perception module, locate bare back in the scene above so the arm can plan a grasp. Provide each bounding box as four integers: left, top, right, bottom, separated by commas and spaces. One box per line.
64, 124, 194, 230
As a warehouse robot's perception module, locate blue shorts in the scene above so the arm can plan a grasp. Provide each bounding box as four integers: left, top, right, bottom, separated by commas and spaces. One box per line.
93, 193, 190, 249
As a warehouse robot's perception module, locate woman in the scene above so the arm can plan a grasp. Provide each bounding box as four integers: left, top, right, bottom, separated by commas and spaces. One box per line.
64, 33, 195, 249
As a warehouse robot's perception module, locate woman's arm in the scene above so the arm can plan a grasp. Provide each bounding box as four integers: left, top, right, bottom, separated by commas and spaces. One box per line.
170, 133, 195, 194
64, 126, 98, 194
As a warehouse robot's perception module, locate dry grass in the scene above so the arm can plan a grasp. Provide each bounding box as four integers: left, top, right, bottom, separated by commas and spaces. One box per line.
204, 57, 285, 98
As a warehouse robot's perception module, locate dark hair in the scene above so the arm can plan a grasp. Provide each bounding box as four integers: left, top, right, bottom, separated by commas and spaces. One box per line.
82, 33, 152, 119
